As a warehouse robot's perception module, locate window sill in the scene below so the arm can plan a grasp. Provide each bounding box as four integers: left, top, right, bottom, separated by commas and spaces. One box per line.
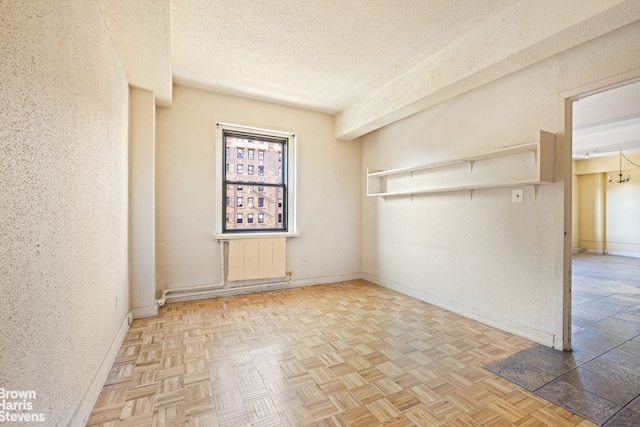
215, 232, 300, 241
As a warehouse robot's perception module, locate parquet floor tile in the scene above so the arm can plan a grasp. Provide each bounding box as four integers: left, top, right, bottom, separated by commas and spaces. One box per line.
88, 280, 597, 426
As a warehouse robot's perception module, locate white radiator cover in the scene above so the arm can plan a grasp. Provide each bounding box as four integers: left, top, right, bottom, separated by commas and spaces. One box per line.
227, 237, 286, 281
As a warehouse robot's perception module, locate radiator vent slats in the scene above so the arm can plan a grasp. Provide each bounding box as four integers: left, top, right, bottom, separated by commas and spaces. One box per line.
227, 238, 286, 281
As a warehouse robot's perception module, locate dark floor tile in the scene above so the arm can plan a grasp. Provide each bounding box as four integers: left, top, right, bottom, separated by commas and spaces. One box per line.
619, 304, 640, 315
599, 347, 640, 372
484, 356, 556, 392
588, 318, 640, 340
607, 294, 640, 306
582, 358, 640, 389
614, 311, 640, 324
535, 379, 621, 425
627, 395, 640, 412
510, 345, 588, 376
557, 367, 639, 406
572, 327, 630, 357
573, 307, 612, 326
572, 291, 609, 306
487, 254, 640, 426
603, 407, 640, 427
578, 299, 630, 317
621, 335, 640, 350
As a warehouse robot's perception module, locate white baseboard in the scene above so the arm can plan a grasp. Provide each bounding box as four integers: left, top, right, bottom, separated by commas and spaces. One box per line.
606, 250, 640, 259
68, 311, 132, 427
362, 273, 556, 348
289, 272, 362, 288
132, 304, 159, 319
161, 273, 363, 304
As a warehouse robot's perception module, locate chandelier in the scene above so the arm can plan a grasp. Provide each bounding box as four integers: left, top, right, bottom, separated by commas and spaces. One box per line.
607, 150, 634, 184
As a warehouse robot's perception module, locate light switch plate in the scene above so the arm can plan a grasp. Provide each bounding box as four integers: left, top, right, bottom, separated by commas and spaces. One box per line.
512, 189, 524, 203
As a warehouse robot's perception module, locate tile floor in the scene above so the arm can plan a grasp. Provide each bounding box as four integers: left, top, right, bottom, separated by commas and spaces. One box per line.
486, 253, 640, 426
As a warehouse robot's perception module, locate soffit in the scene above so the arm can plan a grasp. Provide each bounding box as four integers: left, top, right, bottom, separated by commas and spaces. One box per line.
96, 0, 172, 107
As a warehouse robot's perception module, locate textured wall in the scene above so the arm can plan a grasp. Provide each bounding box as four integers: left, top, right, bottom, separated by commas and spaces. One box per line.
0, 1, 129, 425
155, 86, 362, 291
361, 21, 640, 348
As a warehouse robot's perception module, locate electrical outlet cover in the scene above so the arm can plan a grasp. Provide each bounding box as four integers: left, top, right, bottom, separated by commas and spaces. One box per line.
512, 189, 523, 203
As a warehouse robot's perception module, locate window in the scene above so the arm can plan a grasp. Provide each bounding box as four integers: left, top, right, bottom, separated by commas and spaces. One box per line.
219, 124, 296, 234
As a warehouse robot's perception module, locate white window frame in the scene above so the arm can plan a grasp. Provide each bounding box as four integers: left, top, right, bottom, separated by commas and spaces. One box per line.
215, 122, 298, 239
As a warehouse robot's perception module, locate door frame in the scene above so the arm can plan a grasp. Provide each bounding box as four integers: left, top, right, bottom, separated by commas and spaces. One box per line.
559, 68, 640, 351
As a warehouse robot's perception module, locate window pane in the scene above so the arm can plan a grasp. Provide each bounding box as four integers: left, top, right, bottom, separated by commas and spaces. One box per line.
223, 129, 288, 232
225, 133, 283, 185
225, 185, 284, 231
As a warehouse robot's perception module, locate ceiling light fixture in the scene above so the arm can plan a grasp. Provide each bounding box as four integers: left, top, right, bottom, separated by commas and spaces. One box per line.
608, 150, 632, 184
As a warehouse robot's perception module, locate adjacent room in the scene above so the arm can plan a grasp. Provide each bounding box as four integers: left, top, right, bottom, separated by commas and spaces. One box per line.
2, 1, 640, 426
484, 80, 640, 425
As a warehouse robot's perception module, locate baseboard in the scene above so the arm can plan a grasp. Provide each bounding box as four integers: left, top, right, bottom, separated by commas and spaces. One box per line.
289, 272, 362, 288
68, 311, 132, 427
362, 273, 556, 348
132, 304, 159, 319
581, 249, 605, 255
159, 273, 362, 304
606, 250, 640, 259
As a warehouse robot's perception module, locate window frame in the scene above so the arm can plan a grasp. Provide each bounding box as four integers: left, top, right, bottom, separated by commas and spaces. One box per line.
215, 123, 297, 238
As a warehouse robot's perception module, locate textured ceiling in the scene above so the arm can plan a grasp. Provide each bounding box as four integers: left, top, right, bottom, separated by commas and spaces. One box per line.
96, 0, 640, 138
170, 0, 516, 114
573, 81, 640, 159
96, 0, 172, 106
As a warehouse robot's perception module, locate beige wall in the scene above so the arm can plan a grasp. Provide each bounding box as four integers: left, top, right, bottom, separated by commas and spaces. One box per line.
574, 152, 640, 257
130, 88, 158, 318
155, 86, 362, 291
577, 173, 606, 251
572, 172, 580, 249
0, 1, 130, 425
361, 20, 640, 348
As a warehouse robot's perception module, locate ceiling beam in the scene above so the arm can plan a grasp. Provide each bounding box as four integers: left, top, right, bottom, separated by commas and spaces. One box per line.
335, 0, 640, 141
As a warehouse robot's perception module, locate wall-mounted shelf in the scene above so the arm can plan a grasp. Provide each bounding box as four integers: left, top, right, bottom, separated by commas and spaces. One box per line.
367, 130, 556, 199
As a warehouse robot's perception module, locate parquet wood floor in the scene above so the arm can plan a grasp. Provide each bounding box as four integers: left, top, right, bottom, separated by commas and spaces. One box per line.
87, 280, 597, 426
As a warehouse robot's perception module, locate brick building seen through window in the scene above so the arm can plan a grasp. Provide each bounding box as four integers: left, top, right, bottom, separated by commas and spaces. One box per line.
223, 131, 286, 231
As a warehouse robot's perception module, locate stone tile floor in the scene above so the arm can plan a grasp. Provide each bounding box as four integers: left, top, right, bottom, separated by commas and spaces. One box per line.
486, 253, 640, 426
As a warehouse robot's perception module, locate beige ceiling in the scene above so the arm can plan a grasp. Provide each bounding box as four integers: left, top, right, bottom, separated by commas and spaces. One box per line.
97, 0, 640, 140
